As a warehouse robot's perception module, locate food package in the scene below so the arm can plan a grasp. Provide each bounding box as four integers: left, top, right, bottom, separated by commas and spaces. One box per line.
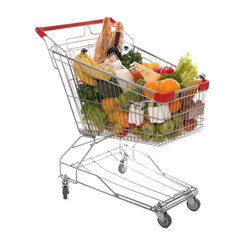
94, 17, 112, 63
98, 53, 120, 75
128, 101, 145, 126
145, 101, 171, 124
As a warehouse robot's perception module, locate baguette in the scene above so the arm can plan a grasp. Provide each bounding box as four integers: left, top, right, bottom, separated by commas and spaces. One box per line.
94, 17, 112, 62
102, 17, 112, 37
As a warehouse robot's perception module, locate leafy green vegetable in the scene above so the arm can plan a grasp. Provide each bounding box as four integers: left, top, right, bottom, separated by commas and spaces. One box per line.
97, 78, 123, 98
121, 49, 143, 69
161, 73, 182, 84
175, 52, 198, 88
77, 84, 102, 102
81, 102, 107, 132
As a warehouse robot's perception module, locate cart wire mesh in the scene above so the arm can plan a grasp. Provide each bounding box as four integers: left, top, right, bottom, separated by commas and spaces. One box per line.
44, 25, 207, 147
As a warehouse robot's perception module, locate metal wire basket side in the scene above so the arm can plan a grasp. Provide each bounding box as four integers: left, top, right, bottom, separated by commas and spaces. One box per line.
46, 30, 207, 146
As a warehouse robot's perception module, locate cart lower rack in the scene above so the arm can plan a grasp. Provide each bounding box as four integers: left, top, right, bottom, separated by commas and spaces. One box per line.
60, 135, 200, 228
36, 17, 209, 228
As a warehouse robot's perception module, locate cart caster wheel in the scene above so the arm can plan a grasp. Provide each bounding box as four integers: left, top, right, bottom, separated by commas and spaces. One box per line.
118, 163, 127, 174
157, 213, 172, 228
62, 186, 69, 200
187, 197, 201, 211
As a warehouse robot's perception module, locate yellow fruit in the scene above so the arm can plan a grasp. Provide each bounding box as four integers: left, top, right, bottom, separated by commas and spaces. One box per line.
142, 62, 149, 68
148, 62, 160, 70
74, 49, 111, 81
134, 62, 162, 82
73, 61, 97, 86
85, 52, 112, 81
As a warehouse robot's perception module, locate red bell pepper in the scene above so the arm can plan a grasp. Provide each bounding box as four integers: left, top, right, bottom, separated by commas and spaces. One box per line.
160, 66, 174, 74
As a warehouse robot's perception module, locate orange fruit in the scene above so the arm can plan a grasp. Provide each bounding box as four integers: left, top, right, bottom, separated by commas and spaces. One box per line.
169, 99, 181, 113
101, 98, 118, 112
143, 81, 160, 99
117, 110, 129, 128
107, 110, 129, 128
159, 78, 180, 93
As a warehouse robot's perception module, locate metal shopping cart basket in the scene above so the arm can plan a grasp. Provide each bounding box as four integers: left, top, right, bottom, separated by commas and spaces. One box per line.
36, 17, 209, 228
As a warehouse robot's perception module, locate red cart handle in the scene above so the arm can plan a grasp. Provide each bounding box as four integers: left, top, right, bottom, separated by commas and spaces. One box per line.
35, 17, 116, 38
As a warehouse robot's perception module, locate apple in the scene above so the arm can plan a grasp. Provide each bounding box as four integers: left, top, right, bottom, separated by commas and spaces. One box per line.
173, 114, 184, 128
153, 131, 165, 142
166, 130, 179, 139
184, 118, 198, 132
140, 133, 152, 141
142, 122, 157, 135
130, 126, 141, 137
158, 120, 175, 134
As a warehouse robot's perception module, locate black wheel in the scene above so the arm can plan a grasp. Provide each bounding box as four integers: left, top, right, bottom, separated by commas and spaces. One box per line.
62, 186, 69, 200
157, 213, 172, 228
187, 197, 201, 211
118, 163, 127, 174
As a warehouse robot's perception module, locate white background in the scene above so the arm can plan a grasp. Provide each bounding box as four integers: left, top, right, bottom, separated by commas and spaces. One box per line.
1, 0, 245, 239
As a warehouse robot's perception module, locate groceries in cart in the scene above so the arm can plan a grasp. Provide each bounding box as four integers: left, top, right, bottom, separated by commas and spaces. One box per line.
73, 17, 207, 143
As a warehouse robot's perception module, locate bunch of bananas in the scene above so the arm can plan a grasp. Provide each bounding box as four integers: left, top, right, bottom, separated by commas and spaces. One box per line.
73, 48, 111, 86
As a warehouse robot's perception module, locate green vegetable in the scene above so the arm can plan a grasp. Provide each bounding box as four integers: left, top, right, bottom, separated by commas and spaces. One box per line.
121, 49, 143, 68
175, 52, 198, 88
129, 50, 135, 56
118, 88, 144, 110
161, 73, 182, 84
97, 78, 123, 98
77, 84, 102, 102
136, 79, 147, 86
81, 102, 107, 132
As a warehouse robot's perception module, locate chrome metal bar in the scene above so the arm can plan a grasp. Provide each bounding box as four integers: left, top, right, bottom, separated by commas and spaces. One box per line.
59, 135, 84, 176
75, 140, 96, 182
90, 158, 173, 198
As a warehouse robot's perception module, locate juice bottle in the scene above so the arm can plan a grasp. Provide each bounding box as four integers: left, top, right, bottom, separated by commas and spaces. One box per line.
130, 63, 143, 83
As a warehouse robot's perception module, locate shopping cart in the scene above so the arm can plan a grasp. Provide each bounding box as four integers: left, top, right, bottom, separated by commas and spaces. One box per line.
36, 17, 209, 228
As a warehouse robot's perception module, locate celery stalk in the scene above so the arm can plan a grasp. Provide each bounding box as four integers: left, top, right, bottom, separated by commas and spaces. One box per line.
175, 52, 198, 88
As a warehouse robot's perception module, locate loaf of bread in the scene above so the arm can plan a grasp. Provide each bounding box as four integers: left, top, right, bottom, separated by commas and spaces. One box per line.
94, 17, 112, 63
